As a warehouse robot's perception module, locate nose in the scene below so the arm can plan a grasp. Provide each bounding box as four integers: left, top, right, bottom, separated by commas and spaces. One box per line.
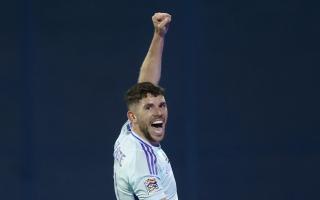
153, 107, 163, 116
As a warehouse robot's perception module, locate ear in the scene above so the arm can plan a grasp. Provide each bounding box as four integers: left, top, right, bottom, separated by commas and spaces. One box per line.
127, 111, 137, 123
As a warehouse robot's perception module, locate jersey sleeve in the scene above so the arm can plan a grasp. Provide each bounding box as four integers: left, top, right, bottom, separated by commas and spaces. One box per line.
128, 145, 167, 200
114, 122, 136, 200
114, 170, 135, 200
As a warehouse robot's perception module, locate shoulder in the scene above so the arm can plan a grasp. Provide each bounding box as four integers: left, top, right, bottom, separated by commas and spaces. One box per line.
114, 126, 145, 168
114, 135, 139, 167
116, 136, 151, 167
114, 121, 159, 175
116, 141, 158, 177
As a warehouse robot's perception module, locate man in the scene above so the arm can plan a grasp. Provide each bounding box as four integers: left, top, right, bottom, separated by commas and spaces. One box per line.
113, 12, 178, 200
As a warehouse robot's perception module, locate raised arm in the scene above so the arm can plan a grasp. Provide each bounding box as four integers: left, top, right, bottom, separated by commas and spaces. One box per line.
138, 12, 171, 85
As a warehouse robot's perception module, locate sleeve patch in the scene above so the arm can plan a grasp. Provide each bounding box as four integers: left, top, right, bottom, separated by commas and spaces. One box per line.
144, 177, 160, 194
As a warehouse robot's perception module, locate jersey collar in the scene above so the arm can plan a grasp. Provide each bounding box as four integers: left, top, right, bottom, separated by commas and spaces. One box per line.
127, 122, 161, 148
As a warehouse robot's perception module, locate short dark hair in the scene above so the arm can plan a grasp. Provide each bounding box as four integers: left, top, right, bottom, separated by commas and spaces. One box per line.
125, 82, 165, 108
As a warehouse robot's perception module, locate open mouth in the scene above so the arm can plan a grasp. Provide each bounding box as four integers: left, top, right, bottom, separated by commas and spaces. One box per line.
151, 120, 164, 128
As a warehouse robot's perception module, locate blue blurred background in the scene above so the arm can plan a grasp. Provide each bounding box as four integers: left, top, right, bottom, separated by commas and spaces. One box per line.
1, 0, 320, 199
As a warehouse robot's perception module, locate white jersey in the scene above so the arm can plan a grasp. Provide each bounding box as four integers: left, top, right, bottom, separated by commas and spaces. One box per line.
113, 121, 178, 200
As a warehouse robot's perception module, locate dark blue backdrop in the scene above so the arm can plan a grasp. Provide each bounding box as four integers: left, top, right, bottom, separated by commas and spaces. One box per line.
1, 0, 319, 199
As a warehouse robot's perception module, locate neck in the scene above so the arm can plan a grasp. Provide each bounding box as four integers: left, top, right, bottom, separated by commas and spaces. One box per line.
132, 125, 145, 140
131, 124, 160, 147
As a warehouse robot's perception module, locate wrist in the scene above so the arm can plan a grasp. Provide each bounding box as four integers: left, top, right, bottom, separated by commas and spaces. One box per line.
153, 31, 166, 39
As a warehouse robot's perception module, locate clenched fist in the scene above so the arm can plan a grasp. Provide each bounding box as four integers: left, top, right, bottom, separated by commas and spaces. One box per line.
152, 12, 171, 36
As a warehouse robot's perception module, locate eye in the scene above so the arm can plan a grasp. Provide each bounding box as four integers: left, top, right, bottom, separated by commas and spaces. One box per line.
160, 102, 167, 108
144, 104, 153, 110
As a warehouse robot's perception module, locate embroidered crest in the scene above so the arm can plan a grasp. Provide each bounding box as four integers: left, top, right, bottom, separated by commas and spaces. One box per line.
144, 177, 159, 194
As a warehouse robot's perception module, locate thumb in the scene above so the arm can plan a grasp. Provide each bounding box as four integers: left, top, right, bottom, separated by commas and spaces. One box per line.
159, 18, 169, 29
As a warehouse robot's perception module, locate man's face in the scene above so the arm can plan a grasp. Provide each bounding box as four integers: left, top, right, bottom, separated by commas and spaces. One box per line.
131, 93, 168, 145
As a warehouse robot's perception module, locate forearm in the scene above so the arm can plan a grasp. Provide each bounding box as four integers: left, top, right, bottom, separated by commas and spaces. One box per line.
138, 33, 165, 85
137, 12, 171, 85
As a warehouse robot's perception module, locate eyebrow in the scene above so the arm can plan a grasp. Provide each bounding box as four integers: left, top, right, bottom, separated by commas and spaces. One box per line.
143, 101, 166, 108
143, 103, 154, 108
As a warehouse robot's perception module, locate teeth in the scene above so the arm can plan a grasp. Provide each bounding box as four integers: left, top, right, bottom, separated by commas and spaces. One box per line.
152, 120, 163, 124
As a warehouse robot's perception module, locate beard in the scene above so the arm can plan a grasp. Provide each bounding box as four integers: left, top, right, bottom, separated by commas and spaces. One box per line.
138, 121, 155, 143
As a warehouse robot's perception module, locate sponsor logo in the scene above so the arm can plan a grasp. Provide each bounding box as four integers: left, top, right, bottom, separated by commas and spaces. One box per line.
144, 177, 159, 194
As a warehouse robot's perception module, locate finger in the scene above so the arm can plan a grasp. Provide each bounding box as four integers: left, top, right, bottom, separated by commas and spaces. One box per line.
153, 13, 171, 22
159, 16, 171, 28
